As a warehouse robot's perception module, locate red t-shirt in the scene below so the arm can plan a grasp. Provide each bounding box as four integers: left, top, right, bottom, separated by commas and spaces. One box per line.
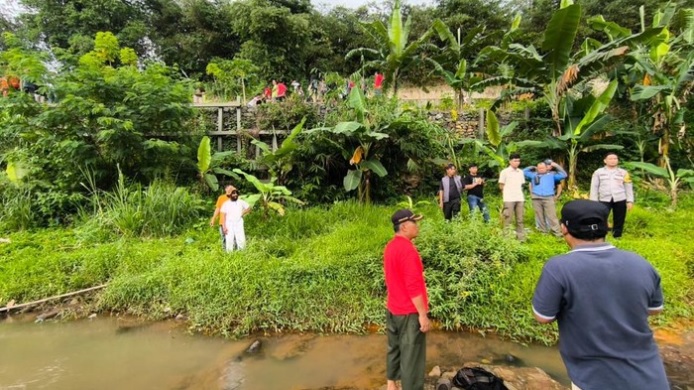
277, 83, 287, 97
374, 73, 384, 89
384, 235, 429, 315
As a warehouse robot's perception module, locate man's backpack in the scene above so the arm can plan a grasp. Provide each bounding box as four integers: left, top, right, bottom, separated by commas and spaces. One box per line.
452, 367, 509, 390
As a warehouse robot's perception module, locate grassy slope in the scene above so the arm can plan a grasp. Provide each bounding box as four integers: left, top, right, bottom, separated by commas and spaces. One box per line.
1, 197, 692, 343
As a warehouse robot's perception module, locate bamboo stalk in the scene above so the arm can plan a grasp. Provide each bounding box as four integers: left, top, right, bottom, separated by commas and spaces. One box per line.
0, 284, 108, 314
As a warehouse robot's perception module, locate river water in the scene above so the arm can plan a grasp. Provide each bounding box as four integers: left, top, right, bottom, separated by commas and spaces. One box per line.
0, 316, 569, 389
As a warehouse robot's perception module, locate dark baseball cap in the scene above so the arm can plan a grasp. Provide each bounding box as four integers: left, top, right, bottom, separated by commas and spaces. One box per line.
391, 209, 423, 226
560, 200, 609, 236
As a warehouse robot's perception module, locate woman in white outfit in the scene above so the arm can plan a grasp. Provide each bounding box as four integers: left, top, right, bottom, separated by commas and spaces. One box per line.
220, 189, 251, 251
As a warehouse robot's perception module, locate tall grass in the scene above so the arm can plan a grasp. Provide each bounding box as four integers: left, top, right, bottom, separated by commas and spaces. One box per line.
1, 196, 692, 344
79, 173, 206, 238
0, 186, 35, 232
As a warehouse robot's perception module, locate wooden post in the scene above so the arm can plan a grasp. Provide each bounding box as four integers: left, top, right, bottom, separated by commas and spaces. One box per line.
478, 108, 485, 139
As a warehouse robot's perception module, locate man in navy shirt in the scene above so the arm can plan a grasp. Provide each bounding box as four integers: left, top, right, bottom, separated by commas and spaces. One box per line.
532, 200, 668, 390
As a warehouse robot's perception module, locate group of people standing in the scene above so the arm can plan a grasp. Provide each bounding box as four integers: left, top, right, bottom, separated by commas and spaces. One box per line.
438, 152, 634, 242
388, 152, 661, 390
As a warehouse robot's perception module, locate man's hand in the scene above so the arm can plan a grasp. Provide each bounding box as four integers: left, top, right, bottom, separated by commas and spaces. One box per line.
439, 202, 443, 209
209, 217, 216, 227
627, 202, 634, 212
222, 226, 228, 235
418, 314, 431, 333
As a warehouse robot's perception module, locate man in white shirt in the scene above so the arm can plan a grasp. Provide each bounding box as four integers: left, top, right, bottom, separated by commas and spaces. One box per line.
499, 153, 526, 241
220, 188, 251, 251
589, 152, 634, 238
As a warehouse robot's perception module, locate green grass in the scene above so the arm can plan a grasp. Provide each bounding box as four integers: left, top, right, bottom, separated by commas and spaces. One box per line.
1, 196, 693, 344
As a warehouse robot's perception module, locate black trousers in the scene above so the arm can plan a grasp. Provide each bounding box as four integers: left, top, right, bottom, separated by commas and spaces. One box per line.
386, 311, 426, 390
601, 199, 627, 238
443, 198, 461, 220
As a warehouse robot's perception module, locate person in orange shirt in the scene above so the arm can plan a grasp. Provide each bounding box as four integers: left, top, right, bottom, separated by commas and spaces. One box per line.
210, 184, 236, 250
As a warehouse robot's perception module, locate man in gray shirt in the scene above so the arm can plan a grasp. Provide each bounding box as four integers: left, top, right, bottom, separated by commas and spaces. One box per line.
532, 200, 668, 390
590, 152, 634, 238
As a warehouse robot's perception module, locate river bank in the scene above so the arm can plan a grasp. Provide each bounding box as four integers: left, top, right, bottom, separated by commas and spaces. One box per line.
2, 201, 693, 344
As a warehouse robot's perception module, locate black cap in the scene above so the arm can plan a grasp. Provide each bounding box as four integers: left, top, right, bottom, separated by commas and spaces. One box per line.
560, 200, 609, 237
391, 209, 424, 226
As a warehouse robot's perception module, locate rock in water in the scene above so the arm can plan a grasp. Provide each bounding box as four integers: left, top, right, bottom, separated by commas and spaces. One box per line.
245, 340, 262, 354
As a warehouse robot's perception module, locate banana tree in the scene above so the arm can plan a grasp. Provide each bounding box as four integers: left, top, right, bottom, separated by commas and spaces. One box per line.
539, 80, 625, 191
429, 21, 495, 109
232, 168, 304, 219
624, 4, 694, 166
307, 88, 389, 204
196, 136, 239, 192
468, 111, 543, 174
626, 157, 694, 208
472, 0, 663, 137
345, 0, 438, 95
251, 117, 306, 185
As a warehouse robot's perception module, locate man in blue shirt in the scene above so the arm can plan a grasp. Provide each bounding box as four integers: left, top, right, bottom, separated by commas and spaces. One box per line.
523, 160, 566, 237
532, 200, 668, 390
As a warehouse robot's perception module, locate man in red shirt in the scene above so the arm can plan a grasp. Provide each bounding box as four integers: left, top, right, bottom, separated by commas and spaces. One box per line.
374, 72, 384, 96
276, 81, 287, 101
384, 209, 430, 390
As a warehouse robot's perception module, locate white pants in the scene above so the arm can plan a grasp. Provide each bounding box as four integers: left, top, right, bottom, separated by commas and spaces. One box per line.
225, 223, 246, 251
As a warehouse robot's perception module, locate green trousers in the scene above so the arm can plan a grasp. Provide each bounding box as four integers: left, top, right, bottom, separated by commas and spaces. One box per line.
386, 311, 426, 390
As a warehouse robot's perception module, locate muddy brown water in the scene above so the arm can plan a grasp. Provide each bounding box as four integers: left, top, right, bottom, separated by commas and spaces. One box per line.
0, 316, 568, 389
1, 316, 692, 389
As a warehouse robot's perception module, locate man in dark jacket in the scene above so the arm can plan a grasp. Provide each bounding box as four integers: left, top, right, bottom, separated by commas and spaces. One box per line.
438, 164, 463, 221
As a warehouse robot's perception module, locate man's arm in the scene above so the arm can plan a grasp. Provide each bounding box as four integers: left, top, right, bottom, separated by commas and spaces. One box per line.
498, 170, 506, 191
624, 171, 635, 210
552, 163, 567, 181
411, 295, 431, 332
555, 180, 564, 199
463, 176, 476, 190
532, 265, 563, 325
210, 206, 221, 226
589, 170, 600, 201
220, 212, 227, 234
523, 166, 535, 180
